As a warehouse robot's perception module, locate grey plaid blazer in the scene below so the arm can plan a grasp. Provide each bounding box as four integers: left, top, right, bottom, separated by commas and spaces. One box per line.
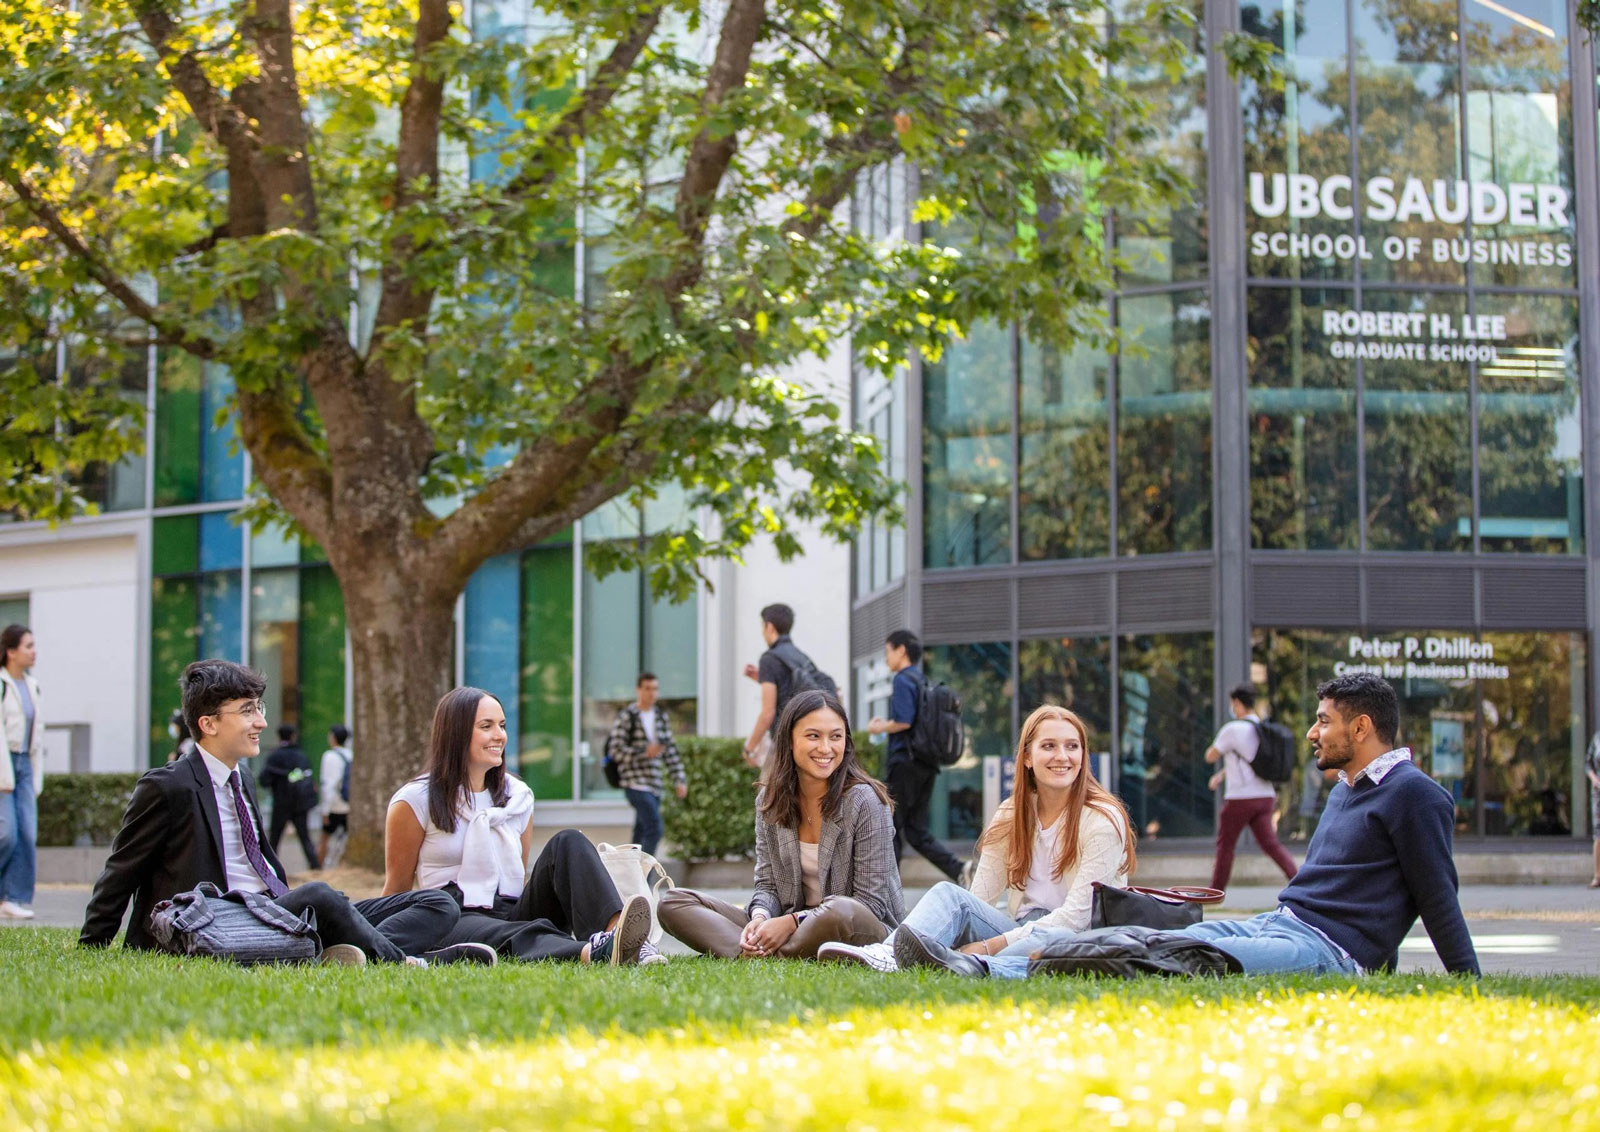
748, 782, 905, 928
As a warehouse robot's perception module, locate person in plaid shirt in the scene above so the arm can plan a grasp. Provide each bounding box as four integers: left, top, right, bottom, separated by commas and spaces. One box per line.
609, 673, 688, 855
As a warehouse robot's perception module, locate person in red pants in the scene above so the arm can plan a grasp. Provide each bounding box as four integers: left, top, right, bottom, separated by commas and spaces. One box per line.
1205, 684, 1298, 890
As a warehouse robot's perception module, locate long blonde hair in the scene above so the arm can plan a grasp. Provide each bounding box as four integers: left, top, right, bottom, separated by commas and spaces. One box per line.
980, 704, 1136, 888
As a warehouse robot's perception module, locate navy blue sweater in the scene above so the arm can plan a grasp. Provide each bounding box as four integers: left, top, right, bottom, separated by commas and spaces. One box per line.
1280, 760, 1479, 975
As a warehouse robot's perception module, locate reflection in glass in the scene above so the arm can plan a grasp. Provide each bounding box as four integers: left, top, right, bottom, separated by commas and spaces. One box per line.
1480, 630, 1585, 836
519, 545, 574, 800
926, 642, 1013, 841
1247, 286, 1359, 548
1119, 633, 1214, 838
1019, 336, 1110, 560
250, 569, 300, 731
1362, 291, 1471, 551
1018, 637, 1113, 756
1474, 293, 1583, 553
465, 555, 522, 772
924, 322, 1013, 568
1117, 292, 1212, 555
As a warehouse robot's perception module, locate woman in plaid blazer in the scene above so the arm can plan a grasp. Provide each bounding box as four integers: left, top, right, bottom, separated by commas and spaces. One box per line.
659, 689, 904, 958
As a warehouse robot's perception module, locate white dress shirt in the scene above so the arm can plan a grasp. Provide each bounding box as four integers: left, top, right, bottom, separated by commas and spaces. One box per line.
197, 745, 269, 894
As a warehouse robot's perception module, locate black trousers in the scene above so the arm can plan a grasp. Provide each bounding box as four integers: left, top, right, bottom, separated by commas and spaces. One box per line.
438, 829, 625, 961
270, 806, 321, 870
276, 883, 459, 962
886, 757, 964, 881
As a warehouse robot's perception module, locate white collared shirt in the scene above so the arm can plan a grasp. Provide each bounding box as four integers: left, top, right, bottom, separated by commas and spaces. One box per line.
1338, 746, 1413, 789
196, 745, 269, 894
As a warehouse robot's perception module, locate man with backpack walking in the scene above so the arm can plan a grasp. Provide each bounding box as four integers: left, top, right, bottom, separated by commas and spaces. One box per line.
1205, 683, 1298, 889
607, 673, 688, 856
867, 630, 966, 882
316, 725, 352, 870
257, 723, 321, 871
741, 603, 838, 767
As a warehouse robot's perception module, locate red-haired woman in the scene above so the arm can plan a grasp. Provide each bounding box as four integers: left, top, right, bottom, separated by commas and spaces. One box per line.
820, 704, 1135, 977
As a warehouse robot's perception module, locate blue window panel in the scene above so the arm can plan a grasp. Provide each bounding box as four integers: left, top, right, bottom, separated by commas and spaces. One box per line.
464, 553, 522, 773
201, 361, 245, 502
198, 511, 244, 572
199, 571, 243, 662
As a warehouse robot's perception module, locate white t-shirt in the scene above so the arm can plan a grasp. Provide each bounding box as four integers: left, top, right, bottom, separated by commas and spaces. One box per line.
1213, 715, 1275, 800
1017, 816, 1069, 917
639, 707, 658, 745
389, 776, 535, 891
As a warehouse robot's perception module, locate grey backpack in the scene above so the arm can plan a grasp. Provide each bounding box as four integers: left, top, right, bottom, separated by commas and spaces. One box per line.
148, 882, 321, 964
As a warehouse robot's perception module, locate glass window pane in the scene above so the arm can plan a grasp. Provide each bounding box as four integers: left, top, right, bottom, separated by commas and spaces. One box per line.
199, 570, 243, 662
923, 321, 1013, 569
1362, 290, 1471, 551
1119, 633, 1214, 838
925, 642, 1012, 841
297, 565, 347, 780
64, 341, 147, 513
1020, 335, 1111, 560
154, 351, 201, 507
519, 546, 573, 800
201, 362, 245, 502
645, 592, 697, 701
0, 596, 28, 627
1247, 286, 1360, 548
153, 514, 199, 577
249, 522, 299, 568
1117, 291, 1212, 555
583, 499, 639, 542
465, 554, 522, 770
581, 566, 640, 798
1463, 0, 1575, 288
1480, 630, 1585, 837
1475, 293, 1582, 554
1353, 0, 1466, 287
1241, 0, 1353, 283
149, 577, 199, 765
250, 568, 300, 731
1019, 636, 1113, 764
199, 511, 244, 572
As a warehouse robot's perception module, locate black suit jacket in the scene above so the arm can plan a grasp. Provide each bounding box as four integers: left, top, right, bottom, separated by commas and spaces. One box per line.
80, 750, 287, 949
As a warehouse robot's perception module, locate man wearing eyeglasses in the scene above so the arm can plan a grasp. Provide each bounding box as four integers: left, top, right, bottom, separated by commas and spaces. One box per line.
81, 659, 488, 967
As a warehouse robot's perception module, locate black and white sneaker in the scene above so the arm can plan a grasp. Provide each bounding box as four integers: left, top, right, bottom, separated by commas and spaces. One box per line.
893, 925, 988, 977
637, 938, 669, 966
817, 940, 897, 972
418, 942, 498, 967
588, 895, 652, 966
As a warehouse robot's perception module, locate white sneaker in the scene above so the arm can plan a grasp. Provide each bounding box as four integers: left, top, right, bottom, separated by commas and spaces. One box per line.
817, 940, 897, 972
0, 901, 34, 920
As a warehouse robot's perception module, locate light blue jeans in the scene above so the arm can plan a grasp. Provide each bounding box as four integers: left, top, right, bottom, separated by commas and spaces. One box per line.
0, 751, 37, 905
891, 881, 1046, 978
1006, 905, 1362, 979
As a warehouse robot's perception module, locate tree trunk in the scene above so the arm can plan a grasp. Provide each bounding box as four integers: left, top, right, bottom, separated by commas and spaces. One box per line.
339, 564, 457, 871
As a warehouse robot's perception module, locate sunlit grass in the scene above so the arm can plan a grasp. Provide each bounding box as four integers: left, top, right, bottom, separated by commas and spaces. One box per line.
4, 929, 1598, 1130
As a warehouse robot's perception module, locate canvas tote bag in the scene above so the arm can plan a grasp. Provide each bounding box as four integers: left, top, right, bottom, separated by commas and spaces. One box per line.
596, 842, 674, 944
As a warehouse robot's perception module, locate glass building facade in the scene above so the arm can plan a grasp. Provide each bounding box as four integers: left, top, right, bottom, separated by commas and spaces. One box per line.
851, 0, 1600, 842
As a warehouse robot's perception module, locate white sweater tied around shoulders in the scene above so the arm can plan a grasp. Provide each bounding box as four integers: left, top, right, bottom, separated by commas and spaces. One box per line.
454, 787, 535, 908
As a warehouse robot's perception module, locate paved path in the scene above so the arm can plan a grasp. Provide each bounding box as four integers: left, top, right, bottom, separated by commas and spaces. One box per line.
9, 881, 1598, 975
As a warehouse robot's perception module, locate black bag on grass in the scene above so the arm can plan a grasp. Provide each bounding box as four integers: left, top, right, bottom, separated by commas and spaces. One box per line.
1028, 925, 1241, 979
1089, 882, 1224, 931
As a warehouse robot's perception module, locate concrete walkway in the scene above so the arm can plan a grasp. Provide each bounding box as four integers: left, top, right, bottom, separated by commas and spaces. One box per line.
11, 880, 1598, 976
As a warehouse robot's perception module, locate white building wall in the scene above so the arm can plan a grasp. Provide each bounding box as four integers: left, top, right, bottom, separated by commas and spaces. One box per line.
0, 521, 143, 774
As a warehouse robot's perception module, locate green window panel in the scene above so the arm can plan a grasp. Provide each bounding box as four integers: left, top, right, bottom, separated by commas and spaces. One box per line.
154, 352, 202, 507
298, 565, 347, 784
519, 545, 574, 800
149, 576, 199, 766
153, 515, 199, 577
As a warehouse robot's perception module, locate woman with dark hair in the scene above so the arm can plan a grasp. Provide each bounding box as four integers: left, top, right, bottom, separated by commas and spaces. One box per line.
820, 704, 1135, 977
0, 624, 42, 920
383, 687, 654, 964
658, 689, 903, 958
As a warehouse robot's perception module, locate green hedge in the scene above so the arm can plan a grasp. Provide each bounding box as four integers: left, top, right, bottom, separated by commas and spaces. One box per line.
37, 772, 142, 847
662, 733, 886, 861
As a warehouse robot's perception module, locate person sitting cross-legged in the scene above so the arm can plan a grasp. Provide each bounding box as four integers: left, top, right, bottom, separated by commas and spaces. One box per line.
81, 660, 490, 968
1018, 673, 1479, 980
382, 686, 655, 966
820, 704, 1135, 977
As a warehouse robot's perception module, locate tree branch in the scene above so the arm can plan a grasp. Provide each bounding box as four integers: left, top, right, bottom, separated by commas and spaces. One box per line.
673, 0, 766, 244
2, 172, 220, 361
133, 2, 260, 162
246, 0, 319, 231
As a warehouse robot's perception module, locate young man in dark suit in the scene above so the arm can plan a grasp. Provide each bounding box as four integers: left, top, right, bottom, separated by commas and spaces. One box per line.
80, 659, 491, 967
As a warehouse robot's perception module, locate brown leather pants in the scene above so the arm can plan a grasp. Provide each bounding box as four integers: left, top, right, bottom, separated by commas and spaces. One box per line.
658, 888, 889, 959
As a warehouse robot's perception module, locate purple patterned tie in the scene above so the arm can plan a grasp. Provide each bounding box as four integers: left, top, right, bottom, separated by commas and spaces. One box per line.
228, 771, 290, 898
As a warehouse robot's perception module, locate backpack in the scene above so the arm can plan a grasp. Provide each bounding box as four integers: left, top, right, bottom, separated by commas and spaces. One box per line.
601, 730, 622, 789
908, 674, 964, 768
147, 882, 321, 965
338, 752, 351, 804
773, 642, 839, 703
1248, 719, 1297, 784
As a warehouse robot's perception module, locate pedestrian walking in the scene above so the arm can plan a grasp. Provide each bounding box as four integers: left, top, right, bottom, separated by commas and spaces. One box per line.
1204, 683, 1298, 890
317, 725, 352, 869
166, 709, 197, 764
1585, 729, 1600, 888
0, 624, 43, 920
257, 723, 321, 870
866, 630, 965, 882
607, 673, 687, 856
741, 603, 837, 768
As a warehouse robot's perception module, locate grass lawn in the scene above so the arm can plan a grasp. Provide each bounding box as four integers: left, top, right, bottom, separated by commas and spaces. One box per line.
4, 928, 1598, 1131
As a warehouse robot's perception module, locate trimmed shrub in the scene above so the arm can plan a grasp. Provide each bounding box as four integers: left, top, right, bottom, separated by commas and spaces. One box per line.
661, 733, 888, 861
37, 772, 142, 846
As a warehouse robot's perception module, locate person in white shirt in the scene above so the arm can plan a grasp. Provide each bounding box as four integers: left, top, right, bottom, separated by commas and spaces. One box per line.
1204, 684, 1298, 889
382, 686, 655, 965
0, 624, 44, 919
317, 725, 353, 868
819, 704, 1136, 977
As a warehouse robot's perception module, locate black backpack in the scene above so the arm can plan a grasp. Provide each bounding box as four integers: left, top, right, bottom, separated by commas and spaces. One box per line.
908, 674, 964, 767
774, 643, 839, 701
1248, 719, 1297, 784
338, 754, 351, 804
601, 730, 622, 789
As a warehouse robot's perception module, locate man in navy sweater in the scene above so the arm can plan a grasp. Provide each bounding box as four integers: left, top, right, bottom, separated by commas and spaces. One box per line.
903, 671, 1480, 978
